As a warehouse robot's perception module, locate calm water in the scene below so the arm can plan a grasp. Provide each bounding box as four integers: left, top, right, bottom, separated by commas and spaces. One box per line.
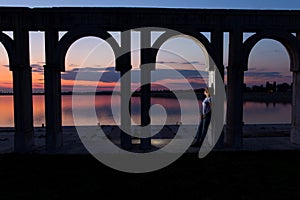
0, 95, 291, 127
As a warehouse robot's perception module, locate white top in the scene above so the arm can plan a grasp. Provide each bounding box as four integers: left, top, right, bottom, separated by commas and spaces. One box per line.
202, 97, 212, 115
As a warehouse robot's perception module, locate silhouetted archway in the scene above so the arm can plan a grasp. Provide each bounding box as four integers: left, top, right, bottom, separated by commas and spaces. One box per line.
64, 36, 116, 126
243, 32, 300, 143
58, 28, 119, 71
243, 31, 300, 71
244, 39, 292, 125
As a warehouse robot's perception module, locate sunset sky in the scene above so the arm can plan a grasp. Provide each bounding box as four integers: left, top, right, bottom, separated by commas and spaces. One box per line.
0, 0, 297, 92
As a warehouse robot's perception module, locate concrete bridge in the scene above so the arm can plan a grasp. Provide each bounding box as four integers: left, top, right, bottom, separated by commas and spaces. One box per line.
1, 7, 300, 152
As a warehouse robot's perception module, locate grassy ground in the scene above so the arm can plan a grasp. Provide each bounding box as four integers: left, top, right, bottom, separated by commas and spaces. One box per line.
0, 151, 300, 199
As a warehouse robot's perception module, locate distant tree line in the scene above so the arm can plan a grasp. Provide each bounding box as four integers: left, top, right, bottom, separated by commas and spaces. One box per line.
243, 81, 292, 93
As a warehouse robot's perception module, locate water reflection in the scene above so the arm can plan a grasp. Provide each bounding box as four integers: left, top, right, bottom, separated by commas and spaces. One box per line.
0, 96, 14, 126
243, 101, 291, 124
0, 95, 292, 127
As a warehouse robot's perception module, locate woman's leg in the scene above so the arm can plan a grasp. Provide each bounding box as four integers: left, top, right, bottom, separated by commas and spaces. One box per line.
200, 113, 211, 144
194, 120, 203, 144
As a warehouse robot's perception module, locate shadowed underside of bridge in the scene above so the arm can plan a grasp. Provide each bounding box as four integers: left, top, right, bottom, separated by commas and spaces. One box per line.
1, 7, 300, 152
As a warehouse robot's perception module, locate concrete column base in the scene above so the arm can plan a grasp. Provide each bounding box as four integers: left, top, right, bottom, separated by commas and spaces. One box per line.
44, 67, 62, 152
225, 67, 244, 149
291, 126, 300, 145
13, 68, 34, 153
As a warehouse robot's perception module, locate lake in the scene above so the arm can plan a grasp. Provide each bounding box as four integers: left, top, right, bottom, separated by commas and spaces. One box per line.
0, 95, 292, 127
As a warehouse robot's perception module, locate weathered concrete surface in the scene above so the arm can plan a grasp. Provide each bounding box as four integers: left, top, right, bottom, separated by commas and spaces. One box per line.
0, 124, 298, 154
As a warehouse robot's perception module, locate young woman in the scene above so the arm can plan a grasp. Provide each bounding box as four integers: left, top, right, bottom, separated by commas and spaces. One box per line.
192, 88, 212, 147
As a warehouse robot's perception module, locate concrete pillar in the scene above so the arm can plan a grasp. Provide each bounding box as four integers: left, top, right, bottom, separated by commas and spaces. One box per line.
291, 71, 300, 144
116, 31, 132, 150
44, 29, 62, 152
12, 29, 34, 153
291, 32, 300, 144
225, 30, 244, 149
140, 30, 155, 150
140, 66, 152, 149
119, 67, 132, 150
210, 30, 225, 149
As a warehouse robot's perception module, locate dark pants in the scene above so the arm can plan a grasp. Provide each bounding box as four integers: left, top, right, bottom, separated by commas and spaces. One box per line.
195, 112, 211, 145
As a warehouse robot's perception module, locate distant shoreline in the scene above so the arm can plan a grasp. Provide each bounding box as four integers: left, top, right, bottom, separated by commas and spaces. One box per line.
0, 91, 292, 103
243, 91, 292, 103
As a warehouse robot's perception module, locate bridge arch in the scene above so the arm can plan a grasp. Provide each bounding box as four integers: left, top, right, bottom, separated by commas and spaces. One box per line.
58, 27, 120, 71
243, 31, 300, 145
154, 31, 214, 88
243, 31, 300, 72
0, 35, 14, 131
0, 32, 15, 69
44, 27, 128, 151
153, 30, 214, 62
153, 31, 223, 148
